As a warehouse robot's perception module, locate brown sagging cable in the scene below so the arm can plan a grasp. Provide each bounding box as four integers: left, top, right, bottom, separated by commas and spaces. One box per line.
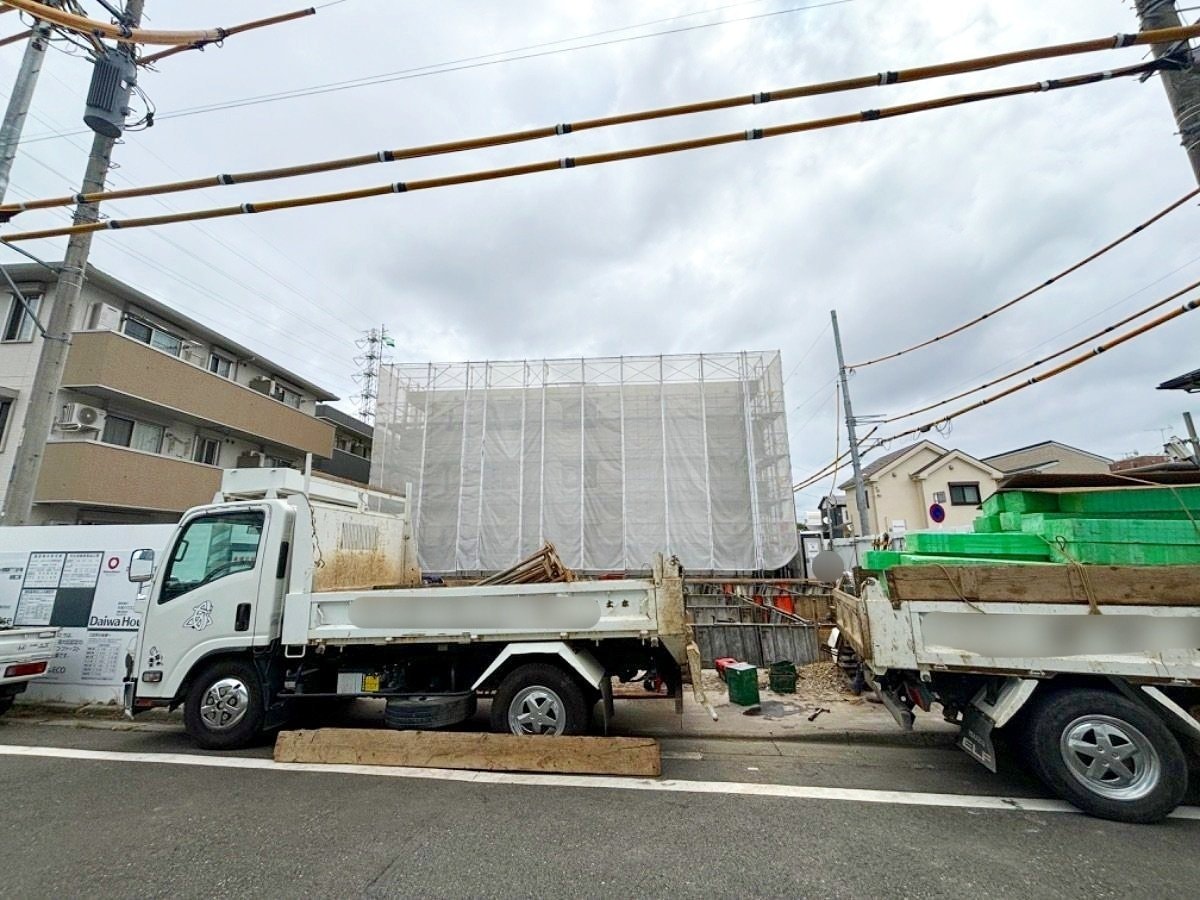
848, 187, 1200, 369
2, 23, 1198, 219
137, 8, 317, 67
0, 0, 304, 46
883, 274, 1200, 423
879, 296, 1200, 444
792, 427, 878, 493
0, 62, 1158, 244
0, 27, 29, 47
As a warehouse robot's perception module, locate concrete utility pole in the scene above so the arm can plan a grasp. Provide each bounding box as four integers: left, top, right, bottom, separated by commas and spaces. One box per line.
0, 16, 53, 203
830, 310, 871, 537
1135, 0, 1200, 185
2, 0, 146, 525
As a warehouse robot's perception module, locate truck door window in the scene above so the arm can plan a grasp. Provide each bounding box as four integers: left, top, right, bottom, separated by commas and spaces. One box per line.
160, 511, 265, 603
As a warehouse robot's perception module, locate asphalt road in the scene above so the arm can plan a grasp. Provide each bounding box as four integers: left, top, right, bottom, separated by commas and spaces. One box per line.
0, 717, 1197, 899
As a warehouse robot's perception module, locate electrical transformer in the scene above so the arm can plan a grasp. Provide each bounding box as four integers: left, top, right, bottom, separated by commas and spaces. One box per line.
83, 48, 137, 138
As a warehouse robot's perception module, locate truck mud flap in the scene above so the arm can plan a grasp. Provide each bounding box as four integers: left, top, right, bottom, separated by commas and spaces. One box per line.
958, 706, 997, 773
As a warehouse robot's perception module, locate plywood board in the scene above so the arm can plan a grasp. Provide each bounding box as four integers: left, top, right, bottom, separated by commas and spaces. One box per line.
885, 565, 1200, 606
274, 728, 661, 777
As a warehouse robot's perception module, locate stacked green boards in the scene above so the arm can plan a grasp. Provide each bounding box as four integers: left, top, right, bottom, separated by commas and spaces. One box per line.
863, 486, 1200, 570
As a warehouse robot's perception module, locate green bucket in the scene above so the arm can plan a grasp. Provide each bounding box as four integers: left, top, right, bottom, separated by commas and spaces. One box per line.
768, 660, 798, 694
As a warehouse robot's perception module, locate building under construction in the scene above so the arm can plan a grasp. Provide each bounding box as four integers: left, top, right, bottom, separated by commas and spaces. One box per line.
370, 352, 797, 574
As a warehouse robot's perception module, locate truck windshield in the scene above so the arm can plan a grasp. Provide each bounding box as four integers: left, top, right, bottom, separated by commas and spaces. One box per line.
160, 510, 265, 603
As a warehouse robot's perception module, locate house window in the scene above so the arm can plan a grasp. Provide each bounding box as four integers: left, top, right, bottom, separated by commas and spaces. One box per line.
0, 397, 12, 448
2, 292, 42, 342
101, 415, 163, 454
193, 437, 221, 466
208, 353, 233, 378
271, 382, 302, 408
123, 316, 183, 357
949, 482, 982, 506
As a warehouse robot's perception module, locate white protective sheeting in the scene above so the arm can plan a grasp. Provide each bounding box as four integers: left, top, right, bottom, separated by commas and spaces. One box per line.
370, 352, 797, 573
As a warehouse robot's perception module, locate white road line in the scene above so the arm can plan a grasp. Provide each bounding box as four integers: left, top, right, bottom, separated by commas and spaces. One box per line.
1, 743, 1197, 820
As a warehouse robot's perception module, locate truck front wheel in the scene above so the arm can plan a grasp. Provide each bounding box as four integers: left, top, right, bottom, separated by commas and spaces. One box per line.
1025, 688, 1187, 824
490, 662, 590, 736
183, 659, 266, 750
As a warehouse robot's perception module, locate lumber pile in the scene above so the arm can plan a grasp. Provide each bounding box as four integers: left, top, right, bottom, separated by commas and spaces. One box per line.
864, 485, 1200, 570
476, 542, 576, 586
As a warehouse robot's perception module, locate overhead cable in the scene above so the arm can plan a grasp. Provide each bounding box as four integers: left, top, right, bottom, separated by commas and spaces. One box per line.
881, 274, 1200, 423
877, 294, 1200, 443
0, 0, 314, 46
137, 7, 317, 66
846, 187, 1200, 369
3, 23, 1198, 219
0, 61, 1162, 243
792, 427, 878, 492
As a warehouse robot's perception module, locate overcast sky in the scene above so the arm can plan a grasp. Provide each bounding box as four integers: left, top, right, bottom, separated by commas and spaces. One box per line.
2, 0, 1198, 513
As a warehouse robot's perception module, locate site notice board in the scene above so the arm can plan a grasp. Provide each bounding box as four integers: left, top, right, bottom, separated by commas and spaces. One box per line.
0, 524, 175, 703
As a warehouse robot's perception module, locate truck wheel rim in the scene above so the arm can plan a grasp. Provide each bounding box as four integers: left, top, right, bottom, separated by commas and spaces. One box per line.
509, 686, 564, 735
200, 677, 250, 731
1059, 714, 1161, 801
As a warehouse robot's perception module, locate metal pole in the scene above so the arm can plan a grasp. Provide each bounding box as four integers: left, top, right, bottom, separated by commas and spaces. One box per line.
831, 310, 870, 537
0, 18, 52, 203
1135, 0, 1200, 185
1183, 411, 1200, 465
1, 0, 146, 526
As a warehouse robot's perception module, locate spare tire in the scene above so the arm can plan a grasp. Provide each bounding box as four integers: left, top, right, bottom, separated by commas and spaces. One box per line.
384, 693, 477, 730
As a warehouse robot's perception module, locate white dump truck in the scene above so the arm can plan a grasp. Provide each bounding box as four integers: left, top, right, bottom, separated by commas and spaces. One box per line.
124, 469, 694, 750
835, 565, 1200, 823
0, 625, 57, 715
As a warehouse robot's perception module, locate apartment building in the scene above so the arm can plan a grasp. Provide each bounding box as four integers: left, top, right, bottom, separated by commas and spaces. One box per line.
0, 263, 337, 524
313, 403, 372, 485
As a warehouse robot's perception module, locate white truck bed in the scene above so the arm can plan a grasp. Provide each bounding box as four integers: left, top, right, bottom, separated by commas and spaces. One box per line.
836, 575, 1200, 685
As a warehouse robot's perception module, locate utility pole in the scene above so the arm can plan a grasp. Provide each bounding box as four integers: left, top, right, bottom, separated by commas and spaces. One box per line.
1135, 0, 1200, 185
831, 310, 871, 538
1, 0, 146, 526
0, 14, 53, 203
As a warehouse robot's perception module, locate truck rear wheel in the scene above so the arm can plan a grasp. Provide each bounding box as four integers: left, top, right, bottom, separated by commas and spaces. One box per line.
183, 659, 265, 750
0, 695, 13, 717
1025, 688, 1187, 824
490, 662, 590, 736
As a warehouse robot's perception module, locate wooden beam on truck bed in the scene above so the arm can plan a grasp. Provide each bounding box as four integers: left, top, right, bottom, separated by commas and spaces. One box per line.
884, 565, 1200, 606
274, 729, 661, 777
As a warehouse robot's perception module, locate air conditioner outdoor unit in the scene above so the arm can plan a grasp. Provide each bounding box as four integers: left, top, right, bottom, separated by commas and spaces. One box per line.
56, 402, 106, 432
180, 342, 206, 366
248, 376, 274, 395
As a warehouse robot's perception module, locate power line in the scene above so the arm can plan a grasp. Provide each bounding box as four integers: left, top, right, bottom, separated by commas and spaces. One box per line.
846, 186, 1200, 369
5, 21, 1196, 217
3, 59, 1163, 243
16, 0, 858, 144
876, 290, 1200, 444
881, 274, 1200, 424
783, 321, 830, 385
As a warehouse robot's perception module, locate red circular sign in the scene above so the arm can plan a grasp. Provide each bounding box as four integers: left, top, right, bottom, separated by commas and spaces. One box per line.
929, 503, 946, 524
107, 556, 121, 570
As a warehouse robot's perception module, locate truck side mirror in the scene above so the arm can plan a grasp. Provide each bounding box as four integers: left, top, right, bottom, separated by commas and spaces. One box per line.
128, 548, 155, 583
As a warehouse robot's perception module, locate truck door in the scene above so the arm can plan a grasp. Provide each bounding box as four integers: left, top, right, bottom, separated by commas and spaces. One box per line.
137, 507, 272, 701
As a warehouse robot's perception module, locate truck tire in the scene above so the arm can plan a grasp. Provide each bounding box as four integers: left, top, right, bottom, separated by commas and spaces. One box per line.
183, 659, 266, 751
0, 696, 13, 717
490, 662, 591, 736
384, 694, 477, 730
1025, 688, 1188, 824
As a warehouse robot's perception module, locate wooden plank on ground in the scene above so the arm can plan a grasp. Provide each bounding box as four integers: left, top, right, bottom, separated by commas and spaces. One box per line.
274, 728, 661, 777
886, 565, 1200, 606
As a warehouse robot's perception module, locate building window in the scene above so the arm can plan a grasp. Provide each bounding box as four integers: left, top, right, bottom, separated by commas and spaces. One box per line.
271, 382, 302, 409
208, 353, 233, 378
949, 482, 982, 506
0, 397, 12, 448
193, 437, 221, 466
123, 316, 183, 357
101, 415, 164, 454
2, 293, 42, 342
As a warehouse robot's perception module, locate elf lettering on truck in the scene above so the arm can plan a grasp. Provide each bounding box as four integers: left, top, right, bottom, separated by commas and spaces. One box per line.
124, 470, 695, 749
